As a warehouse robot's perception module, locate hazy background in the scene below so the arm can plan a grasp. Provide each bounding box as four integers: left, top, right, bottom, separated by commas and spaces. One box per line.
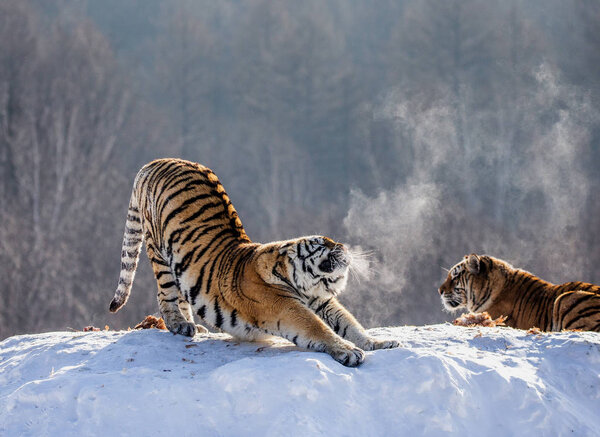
1, 0, 599, 339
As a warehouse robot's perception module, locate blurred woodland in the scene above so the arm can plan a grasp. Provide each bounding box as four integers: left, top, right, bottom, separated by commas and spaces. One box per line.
1, 0, 600, 338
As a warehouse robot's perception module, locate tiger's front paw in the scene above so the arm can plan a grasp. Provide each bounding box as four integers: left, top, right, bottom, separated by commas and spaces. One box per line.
168, 321, 198, 337
358, 337, 400, 351
328, 345, 365, 367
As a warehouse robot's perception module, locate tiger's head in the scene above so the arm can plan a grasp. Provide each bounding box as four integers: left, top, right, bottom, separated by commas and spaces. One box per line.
256, 236, 350, 299
438, 254, 511, 313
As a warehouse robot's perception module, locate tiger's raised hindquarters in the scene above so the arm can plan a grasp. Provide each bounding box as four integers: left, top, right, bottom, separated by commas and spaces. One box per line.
439, 254, 600, 332
110, 158, 398, 366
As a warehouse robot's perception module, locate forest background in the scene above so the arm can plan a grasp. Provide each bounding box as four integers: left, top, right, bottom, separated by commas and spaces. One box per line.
1, 0, 599, 338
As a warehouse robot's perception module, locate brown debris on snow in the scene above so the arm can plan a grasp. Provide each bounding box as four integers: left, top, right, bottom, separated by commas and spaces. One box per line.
80, 325, 110, 332
134, 315, 167, 330
453, 312, 507, 328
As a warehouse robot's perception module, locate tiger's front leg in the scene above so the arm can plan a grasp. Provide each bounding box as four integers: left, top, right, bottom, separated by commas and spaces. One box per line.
309, 297, 399, 351
268, 299, 366, 367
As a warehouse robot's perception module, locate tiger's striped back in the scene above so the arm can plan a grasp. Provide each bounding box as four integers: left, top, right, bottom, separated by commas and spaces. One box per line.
110, 158, 251, 314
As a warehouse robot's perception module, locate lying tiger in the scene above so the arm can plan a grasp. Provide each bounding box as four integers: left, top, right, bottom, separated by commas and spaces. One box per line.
439, 254, 600, 332
110, 158, 398, 366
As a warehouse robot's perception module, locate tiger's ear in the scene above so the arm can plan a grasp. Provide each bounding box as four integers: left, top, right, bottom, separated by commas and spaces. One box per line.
465, 254, 481, 274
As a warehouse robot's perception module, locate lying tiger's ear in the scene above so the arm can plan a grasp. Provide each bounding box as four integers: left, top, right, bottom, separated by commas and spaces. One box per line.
466, 254, 481, 274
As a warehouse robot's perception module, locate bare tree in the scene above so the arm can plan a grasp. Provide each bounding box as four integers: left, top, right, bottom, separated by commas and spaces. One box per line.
0, 2, 153, 337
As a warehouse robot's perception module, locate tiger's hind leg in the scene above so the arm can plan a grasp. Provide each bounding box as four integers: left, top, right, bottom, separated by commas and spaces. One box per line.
146, 243, 198, 337
552, 291, 600, 332
178, 294, 208, 334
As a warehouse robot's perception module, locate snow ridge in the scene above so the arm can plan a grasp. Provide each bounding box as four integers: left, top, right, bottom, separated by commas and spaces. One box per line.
1, 325, 599, 436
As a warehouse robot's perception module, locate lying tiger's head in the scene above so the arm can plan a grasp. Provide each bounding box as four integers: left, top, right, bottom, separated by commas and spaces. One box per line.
438, 254, 511, 313
256, 236, 350, 299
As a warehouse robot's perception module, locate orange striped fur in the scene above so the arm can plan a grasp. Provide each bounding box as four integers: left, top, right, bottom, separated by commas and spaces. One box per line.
439, 254, 600, 331
110, 159, 398, 366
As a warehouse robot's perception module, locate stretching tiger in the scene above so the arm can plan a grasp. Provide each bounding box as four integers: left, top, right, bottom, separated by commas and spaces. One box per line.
439, 254, 600, 331
110, 158, 398, 366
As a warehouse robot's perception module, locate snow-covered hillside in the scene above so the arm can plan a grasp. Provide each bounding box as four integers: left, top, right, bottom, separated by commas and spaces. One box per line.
1, 325, 599, 436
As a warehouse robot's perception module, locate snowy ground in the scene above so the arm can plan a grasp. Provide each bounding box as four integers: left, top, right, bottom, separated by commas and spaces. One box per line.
1, 325, 599, 437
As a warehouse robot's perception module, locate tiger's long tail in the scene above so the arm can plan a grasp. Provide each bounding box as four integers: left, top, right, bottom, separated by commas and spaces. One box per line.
109, 190, 144, 313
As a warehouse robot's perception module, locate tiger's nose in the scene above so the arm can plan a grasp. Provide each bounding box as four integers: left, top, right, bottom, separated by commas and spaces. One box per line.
438, 288, 444, 295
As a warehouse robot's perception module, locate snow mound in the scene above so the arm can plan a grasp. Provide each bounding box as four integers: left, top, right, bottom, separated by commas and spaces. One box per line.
1, 325, 599, 436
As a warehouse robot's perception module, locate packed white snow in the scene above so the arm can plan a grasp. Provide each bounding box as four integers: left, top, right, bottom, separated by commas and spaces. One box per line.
1, 325, 599, 436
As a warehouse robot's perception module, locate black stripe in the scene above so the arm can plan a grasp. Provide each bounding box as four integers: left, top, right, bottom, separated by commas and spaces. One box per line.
230, 248, 260, 303
189, 263, 207, 305
159, 281, 177, 289
197, 305, 206, 318
121, 249, 138, 258
156, 270, 171, 280
149, 161, 180, 202
191, 223, 224, 244
166, 226, 190, 256
205, 258, 218, 295
272, 263, 296, 292
161, 192, 218, 235
214, 299, 223, 328
559, 293, 597, 328
193, 228, 238, 263
333, 320, 340, 333
181, 202, 222, 224
157, 181, 214, 224
514, 277, 538, 320
231, 309, 238, 327
175, 248, 196, 276
571, 305, 600, 320
150, 256, 169, 267
315, 298, 332, 314
121, 261, 136, 271
161, 169, 196, 192
201, 209, 227, 223
275, 293, 303, 303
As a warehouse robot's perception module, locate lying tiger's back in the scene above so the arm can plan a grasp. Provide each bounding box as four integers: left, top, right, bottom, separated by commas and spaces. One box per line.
499, 271, 600, 332
552, 282, 600, 332
553, 291, 600, 331
110, 158, 251, 313
439, 254, 600, 332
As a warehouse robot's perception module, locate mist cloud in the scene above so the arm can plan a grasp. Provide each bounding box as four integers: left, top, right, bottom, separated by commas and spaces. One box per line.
342, 63, 599, 327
